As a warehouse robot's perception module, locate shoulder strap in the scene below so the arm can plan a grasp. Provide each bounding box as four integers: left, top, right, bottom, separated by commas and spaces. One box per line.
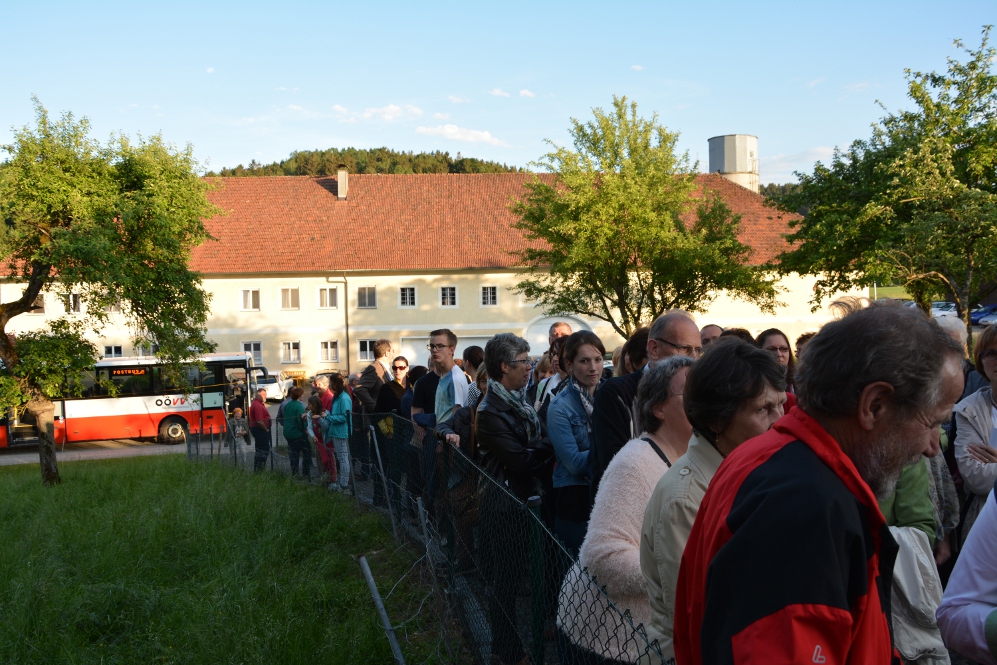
642, 437, 670, 467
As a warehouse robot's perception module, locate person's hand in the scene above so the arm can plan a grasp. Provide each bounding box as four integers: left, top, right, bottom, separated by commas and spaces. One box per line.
934, 535, 952, 566
968, 444, 997, 464
321, 411, 329, 417
445, 433, 460, 446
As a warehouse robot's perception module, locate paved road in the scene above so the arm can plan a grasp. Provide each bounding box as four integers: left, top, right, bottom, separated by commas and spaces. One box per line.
0, 402, 284, 468
0, 439, 187, 467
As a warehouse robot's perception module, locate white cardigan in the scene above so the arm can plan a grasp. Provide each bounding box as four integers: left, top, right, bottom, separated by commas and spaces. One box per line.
556, 436, 671, 663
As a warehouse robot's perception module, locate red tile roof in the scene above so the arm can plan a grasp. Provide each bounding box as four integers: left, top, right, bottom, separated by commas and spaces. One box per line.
192, 173, 796, 274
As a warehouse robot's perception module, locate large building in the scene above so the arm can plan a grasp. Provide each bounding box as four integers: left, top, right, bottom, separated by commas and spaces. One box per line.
2, 171, 861, 376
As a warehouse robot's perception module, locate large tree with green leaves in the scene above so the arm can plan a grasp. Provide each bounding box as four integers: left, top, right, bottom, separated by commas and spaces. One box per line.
511, 96, 778, 338
776, 27, 997, 350
0, 100, 218, 484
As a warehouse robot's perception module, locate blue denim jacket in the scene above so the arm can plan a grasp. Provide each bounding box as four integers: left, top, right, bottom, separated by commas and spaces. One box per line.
547, 381, 594, 489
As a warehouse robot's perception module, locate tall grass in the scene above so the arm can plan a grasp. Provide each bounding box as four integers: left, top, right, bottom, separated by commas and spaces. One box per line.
0, 456, 439, 664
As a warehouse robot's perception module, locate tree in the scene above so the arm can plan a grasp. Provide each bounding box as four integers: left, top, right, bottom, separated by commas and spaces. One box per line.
208, 146, 522, 177
0, 99, 218, 484
511, 96, 779, 338
776, 27, 997, 350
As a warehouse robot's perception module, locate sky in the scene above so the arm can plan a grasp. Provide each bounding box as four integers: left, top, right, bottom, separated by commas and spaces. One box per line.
1, 2, 994, 183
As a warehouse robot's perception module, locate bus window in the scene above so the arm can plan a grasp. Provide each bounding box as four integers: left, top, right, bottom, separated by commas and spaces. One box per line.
108, 367, 152, 396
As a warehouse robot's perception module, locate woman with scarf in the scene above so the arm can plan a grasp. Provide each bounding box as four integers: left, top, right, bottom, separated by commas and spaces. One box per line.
546, 330, 607, 558
476, 333, 555, 665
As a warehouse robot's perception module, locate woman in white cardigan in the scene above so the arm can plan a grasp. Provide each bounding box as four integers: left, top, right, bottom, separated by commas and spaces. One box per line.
556, 356, 695, 664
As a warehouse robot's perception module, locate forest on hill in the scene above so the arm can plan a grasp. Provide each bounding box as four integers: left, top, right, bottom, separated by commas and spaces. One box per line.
208, 147, 523, 176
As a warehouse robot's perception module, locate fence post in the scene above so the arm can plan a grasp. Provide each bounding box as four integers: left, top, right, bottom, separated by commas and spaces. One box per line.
370, 425, 399, 544
358, 556, 406, 665
527, 495, 545, 665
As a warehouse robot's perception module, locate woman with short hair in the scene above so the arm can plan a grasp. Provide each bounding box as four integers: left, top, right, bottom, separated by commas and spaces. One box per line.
556, 355, 695, 664
953, 323, 997, 543
282, 386, 311, 478
547, 330, 607, 557
477, 333, 554, 665
640, 338, 786, 662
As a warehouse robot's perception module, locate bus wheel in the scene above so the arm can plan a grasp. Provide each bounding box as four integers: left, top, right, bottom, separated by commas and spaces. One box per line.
159, 417, 188, 445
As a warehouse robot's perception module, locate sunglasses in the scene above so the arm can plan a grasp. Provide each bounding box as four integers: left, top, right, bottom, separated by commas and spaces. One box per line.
392, 365, 408, 371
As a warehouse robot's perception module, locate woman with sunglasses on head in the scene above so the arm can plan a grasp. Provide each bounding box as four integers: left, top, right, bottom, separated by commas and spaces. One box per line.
953, 324, 997, 544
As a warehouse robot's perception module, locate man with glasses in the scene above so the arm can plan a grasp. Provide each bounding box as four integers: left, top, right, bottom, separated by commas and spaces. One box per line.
590, 311, 701, 500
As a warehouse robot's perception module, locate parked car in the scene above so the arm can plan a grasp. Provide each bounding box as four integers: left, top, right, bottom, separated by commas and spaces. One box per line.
257, 369, 293, 401
971, 304, 997, 325
980, 313, 997, 327
931, 301, 958, 318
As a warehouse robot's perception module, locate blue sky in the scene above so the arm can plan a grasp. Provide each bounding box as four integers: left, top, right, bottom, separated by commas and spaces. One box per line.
1, 2, 993, 182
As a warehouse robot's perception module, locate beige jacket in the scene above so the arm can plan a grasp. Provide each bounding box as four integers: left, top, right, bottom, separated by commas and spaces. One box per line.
639, 431, 723, 663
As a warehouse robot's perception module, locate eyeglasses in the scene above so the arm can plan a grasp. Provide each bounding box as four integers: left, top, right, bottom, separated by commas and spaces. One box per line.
427, 343, 451, 351
764, 346, 791, 354
981, 349, 997, 361
653, 337, 702, 358
392, 365, 408, 371
506, 358, 532, 366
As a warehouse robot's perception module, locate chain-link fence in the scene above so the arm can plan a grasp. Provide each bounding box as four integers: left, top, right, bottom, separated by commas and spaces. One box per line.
187, 409, 665, 665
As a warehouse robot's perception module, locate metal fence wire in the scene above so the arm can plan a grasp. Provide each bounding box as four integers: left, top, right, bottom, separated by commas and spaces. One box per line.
187, 410, 665, 665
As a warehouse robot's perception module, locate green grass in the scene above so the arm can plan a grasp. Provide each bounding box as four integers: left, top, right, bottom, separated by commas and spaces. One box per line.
0, 456, 445, 664
869, 285, 910, 299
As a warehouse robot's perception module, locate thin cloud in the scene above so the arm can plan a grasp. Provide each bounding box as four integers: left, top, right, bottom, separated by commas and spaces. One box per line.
490, 88, 511, 97
361, 104, 423, 120
332, 104, 349, 114
415, 124, 509, 147
206, 67, 215, 74
433, 112, 450, 119
844, 81, 871, 93
807, 78, 824, 88
631, 65, 643, 71
448, 95, 470, 103
287, 104, 303, 111
519, 89, 535, 98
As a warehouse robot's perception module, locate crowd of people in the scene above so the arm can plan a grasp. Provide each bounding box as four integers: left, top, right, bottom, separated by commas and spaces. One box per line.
240, 305, 997, 665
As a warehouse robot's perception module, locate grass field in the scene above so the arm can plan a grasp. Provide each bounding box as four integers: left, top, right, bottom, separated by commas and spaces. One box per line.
0, 456, 444, 664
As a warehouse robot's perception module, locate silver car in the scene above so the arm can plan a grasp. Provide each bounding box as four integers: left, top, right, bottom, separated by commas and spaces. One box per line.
257, 370, 293, 401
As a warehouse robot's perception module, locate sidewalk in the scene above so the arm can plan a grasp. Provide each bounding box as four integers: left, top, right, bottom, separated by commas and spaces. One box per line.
0, 440, 186, 467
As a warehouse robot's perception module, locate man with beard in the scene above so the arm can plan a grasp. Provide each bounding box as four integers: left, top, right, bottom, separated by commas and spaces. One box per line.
673, 302, 964, 665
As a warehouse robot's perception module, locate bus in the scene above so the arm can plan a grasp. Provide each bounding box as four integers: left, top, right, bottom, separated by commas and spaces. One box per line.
0, 352, 266, 448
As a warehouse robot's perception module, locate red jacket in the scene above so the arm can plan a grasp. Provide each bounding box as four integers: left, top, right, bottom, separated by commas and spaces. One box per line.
673, 407, 900, 665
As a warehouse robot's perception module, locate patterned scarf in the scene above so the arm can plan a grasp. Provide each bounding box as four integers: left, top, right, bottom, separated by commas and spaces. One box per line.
568, 375, 596, 418
487, 378, 542, 444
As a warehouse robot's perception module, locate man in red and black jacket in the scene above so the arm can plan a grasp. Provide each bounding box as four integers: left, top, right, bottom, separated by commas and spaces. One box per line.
674, 303, 965, 665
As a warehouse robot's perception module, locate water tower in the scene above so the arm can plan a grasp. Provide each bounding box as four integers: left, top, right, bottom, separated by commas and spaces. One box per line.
708, 134, 759, 193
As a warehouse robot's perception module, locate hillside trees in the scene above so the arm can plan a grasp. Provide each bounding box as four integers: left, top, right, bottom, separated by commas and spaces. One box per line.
512, 96, 778, 338
0, 100, 218, 484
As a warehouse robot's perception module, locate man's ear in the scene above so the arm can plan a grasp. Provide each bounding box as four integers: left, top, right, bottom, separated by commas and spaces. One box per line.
856, 381, 896, 431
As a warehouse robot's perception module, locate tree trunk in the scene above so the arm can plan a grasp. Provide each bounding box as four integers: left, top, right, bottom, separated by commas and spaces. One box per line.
24, 398, 61, 486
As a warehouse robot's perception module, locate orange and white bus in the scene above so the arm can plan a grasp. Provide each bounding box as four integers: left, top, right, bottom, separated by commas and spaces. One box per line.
0, 352, 266, 448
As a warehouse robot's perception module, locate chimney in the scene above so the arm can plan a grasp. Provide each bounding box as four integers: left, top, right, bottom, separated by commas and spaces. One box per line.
337, 165, 348, 200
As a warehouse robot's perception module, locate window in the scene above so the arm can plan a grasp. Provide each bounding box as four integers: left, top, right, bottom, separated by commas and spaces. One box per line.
440, 286, 457, 308
103, 345, 123, 358
137, 343, 159, 357
66, 293, 82, 314
399, 286, 416, 308
318, 287, 338, 309
281, 341, 301, 364
358, 286, 377, 309
29, 294, 44, 315
481, 286, 498, 307
241, 289, 260, 311
320, 340, 339, 362
280, 288, 299, 310
105, 296, 122, 313
242, 341, 263, 365
359, 339, 376, 361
